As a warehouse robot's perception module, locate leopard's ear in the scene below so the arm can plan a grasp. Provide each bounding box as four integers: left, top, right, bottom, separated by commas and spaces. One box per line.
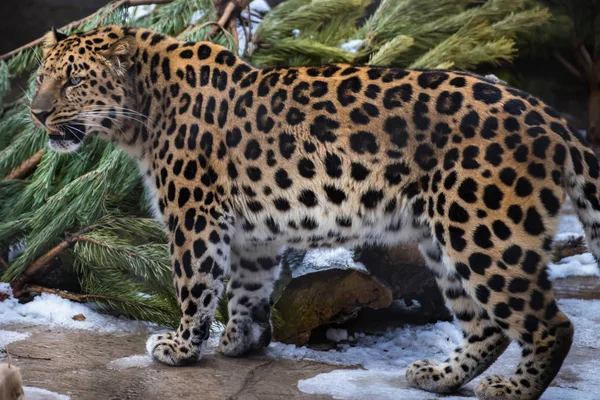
42, 27, 67, 57
98, 36, 137, 78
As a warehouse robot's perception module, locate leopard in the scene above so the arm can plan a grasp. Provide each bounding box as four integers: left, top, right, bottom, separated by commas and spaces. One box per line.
29, 25, 600, 400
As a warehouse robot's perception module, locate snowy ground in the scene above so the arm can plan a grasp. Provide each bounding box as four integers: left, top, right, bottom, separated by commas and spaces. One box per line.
266, 298, 600, 399
0, 283, 151, 333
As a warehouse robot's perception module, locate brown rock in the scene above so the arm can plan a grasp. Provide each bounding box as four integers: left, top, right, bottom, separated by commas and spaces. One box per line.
273, 268, 393, 345
354, 243, 451, 322
72, 313, 86, 321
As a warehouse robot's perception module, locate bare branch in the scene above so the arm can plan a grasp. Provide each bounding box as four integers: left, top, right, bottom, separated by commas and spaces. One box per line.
580, 44, 594, 72
19, 284, 129, 304
554, 51, 585, 81
9, 223, 104, 296
552, 236, 589, 263
2, 149, 44, 182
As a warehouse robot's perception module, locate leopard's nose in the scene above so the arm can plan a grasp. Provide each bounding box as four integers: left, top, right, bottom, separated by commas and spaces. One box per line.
31, 109, 53, 125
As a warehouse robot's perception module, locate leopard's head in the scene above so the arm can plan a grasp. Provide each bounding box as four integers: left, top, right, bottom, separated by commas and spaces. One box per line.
31, 26, 137, 152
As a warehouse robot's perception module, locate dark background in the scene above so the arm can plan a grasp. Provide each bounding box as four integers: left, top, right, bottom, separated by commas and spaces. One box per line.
0, 0, 109, 53
0, 0, 290, 54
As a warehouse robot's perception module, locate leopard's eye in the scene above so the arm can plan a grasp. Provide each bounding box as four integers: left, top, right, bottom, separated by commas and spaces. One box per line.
37, 75, 44, 85
68, 77, 82, 86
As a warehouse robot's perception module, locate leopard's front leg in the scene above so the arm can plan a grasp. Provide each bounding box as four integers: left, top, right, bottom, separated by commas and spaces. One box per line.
146, 206, 230, 366
218, 244, 281, 357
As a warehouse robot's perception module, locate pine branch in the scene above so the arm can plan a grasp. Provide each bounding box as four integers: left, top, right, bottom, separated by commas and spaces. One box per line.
0, 0, 175, 61
1, 149, 43, 182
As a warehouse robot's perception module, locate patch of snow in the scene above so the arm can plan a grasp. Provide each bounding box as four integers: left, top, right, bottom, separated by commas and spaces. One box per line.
108, 354, 152, 370
137, 292, 152, 299
549, 198, 598, 279
268, 298, 600, 399
237, 0, 271, 56
126, 5, 155, 21
299, 370, 473, 400
293, 248, 366, 278
0, 330, 30, 349
549, 253, 599, 279
269, 321, 460, 369
340, 39, 364, 53
0, 283, 150, 333
189, 10, 207, 25
8, 240, 26, 262
555, 203, 584, 241
292, 29, 300, 38
326, 328, 348, 342
23, 386, 70, 400
484, 74, 506, 85
249, 0, 271, 13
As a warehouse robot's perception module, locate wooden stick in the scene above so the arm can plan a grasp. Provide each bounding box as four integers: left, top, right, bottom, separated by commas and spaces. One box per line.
10, 240, 74, 297
552, 236, 589, 263
579, 44, 594, 73
2, 149, 44, 182
0, 257, 8, 271
18, 284, 123, 303
9, 223, 99, 296
553, 51, 585, 81
0, 0, 174, 61
229, 14, 239, 50
206, 0, 252, 40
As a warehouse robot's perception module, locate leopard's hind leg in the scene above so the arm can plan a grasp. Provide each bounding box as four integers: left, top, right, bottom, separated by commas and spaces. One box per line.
407, 234, 510, 394
444, 208, 572, 399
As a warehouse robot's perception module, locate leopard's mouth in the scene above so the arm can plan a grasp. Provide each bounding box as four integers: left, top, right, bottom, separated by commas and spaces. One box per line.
47, 121, 86, 153
48, 121, 86, 143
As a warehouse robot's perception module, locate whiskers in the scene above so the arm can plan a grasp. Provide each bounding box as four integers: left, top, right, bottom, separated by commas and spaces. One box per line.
79, 105, 156, 132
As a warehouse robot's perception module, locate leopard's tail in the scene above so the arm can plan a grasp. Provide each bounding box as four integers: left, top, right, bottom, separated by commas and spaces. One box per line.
559, 126, 600, 262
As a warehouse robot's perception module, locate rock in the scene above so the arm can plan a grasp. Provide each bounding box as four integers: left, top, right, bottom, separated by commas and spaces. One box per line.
273, 268, 393, 345
354, 243, 451, 322
72, 314, 86, 321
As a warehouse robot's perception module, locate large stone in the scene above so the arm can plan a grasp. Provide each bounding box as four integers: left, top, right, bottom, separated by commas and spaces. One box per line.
354, 243, 451, 321
273, 268, 393, 345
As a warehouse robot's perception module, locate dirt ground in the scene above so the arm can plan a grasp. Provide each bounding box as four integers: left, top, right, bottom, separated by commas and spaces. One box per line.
5, 324, 345, 400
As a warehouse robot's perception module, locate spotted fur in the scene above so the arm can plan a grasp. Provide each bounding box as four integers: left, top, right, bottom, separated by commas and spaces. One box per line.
30, 25, 600, 400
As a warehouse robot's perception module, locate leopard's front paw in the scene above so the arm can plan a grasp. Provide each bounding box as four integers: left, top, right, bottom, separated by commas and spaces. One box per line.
475, 375, 522, 400
406, 360, 461, 394
218, 317, 271, 357
146, 331, 203, 366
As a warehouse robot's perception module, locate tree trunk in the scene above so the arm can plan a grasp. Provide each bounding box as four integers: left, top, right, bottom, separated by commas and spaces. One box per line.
588, 61, 600, 147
